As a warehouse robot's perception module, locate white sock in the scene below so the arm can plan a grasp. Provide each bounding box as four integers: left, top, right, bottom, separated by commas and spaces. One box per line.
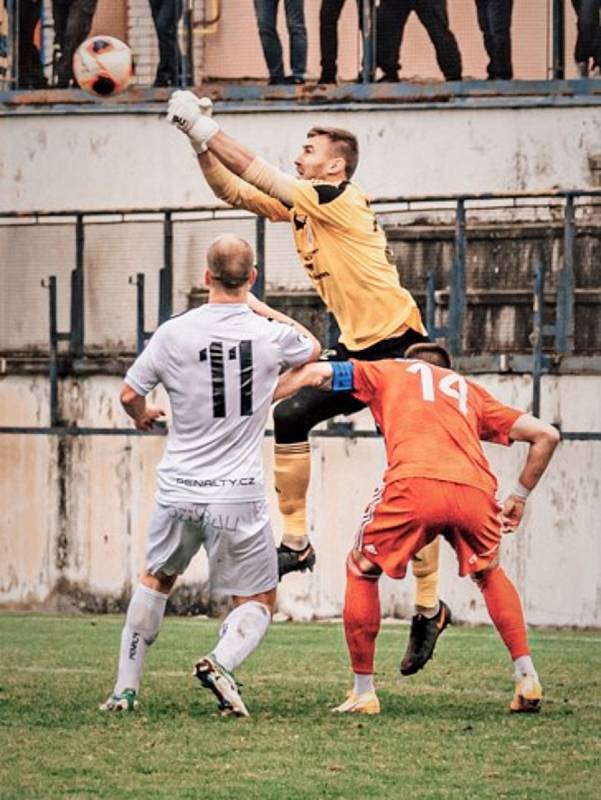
513, 655, 538, 682
353, 673, 375, 695
114, 584, 168, 695
211, 601, 271, 673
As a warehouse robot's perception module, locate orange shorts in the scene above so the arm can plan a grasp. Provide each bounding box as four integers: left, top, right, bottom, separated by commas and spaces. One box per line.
356, 478, 502, 578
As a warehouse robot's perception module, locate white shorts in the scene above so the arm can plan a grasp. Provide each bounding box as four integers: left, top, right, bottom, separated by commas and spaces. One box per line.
145, 499, 278, 597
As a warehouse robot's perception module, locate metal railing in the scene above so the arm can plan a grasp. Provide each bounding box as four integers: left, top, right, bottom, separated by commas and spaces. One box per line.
0, 190, 600, 440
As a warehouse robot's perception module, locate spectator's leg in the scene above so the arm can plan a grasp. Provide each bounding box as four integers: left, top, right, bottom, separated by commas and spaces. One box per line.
571, 1, 587, 71
575, 0, 601, 69
55, 0, 97, 87
51, 0, 69, 86
284, 0, 307, 81
594, 0, 601, 69
18, 0, 45, 87
376, 0, 411, 79
475, 0, 495, 78
415, 0, 462, 80
319, 0, 346, 82
254, 0, 285, 82
149, 0, 182, 86
486, 0, 513, 79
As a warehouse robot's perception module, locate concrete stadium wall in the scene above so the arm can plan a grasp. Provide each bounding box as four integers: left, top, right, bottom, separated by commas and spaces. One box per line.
1, 372, 600, 627
2, 103, 601, 214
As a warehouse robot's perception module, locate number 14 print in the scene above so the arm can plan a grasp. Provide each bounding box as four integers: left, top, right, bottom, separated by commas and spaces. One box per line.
406, 361, 468, 415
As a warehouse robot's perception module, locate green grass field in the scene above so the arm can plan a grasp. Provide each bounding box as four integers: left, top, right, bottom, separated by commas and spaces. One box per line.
0, 614, 600, 800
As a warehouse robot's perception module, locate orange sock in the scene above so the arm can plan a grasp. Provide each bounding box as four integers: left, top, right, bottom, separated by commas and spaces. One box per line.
475, 566, 530, 659
343, 554, 381, 674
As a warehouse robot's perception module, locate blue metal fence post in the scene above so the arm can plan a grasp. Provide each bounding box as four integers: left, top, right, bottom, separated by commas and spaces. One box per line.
254, 216, 266, 300
70, 214, 85, 359
448, 199, 466, 356
41, 276, 61, 427
556, 194, 575, 354
159, 211, 173, 324
128, 273, 146, 355
531, 259, 546, 418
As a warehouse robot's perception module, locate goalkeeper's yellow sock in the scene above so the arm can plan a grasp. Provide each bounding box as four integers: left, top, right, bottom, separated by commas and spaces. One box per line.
274, 442, 311, 550
412, 538, 440, 616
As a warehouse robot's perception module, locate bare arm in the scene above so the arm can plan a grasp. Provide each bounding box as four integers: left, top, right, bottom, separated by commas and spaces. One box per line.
500, 413, 560, 532
120, 383, 166, 432
198, 151, 292, 221
205, 131, 256, 175
273, 362, 334, 403
205, 132, 296, 205
246, 293, 321, 362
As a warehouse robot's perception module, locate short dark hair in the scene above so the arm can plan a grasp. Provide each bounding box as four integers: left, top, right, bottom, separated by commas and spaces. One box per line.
207, 235, 254, 291
404, 342, 453, 369
307, 127, 359, 179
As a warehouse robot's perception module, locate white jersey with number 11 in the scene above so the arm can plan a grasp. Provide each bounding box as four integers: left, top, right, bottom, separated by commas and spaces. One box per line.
125, 303, 314, 504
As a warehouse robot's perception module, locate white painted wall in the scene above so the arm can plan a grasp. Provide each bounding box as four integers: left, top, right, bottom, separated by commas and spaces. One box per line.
2, 104, 601, 214
1, 372, 600, 627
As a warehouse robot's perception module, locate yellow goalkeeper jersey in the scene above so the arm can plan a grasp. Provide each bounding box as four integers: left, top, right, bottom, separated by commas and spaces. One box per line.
204, 165, 425, 351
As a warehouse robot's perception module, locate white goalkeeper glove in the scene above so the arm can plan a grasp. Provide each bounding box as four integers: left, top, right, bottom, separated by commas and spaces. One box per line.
167, 91, 219, 154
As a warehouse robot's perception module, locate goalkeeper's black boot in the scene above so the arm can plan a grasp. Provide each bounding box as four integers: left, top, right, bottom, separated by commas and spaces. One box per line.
277, 542, 316, 580
400, 600, 451, 676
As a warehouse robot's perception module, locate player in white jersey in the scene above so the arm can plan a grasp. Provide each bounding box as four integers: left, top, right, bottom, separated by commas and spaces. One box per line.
100, 234, 319, 716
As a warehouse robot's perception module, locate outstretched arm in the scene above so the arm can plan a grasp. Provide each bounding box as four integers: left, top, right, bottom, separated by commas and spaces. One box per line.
167, 91, 297, 205
500, 414, 560, 532
198, 151, 291, 221
273, 362, 333, 402
247, 293, 321, 362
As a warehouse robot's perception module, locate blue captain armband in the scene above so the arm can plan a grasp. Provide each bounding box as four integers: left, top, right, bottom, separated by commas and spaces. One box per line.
331, 361, 355, 392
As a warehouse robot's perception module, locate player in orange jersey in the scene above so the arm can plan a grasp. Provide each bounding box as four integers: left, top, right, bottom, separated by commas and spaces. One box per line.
273, 343, 560, 714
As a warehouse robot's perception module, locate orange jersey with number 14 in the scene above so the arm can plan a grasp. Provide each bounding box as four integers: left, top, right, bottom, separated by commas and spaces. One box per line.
351, 359, 523, 496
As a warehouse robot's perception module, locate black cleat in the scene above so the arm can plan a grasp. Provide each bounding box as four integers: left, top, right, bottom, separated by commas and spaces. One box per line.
400, 600, 451, 676
277, 543, 316, 579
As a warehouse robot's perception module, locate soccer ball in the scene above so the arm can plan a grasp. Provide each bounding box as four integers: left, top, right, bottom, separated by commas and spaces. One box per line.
72, 36, 134, 97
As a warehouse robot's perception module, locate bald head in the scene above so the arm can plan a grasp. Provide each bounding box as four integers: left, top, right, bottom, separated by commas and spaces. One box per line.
206, 235, 255, 291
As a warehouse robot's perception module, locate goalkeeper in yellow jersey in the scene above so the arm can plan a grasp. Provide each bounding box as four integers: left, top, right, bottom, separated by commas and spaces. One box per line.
167, 91, 449, 675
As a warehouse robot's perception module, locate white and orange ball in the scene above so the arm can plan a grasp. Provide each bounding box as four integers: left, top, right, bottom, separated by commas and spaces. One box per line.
73, 36, 134, 98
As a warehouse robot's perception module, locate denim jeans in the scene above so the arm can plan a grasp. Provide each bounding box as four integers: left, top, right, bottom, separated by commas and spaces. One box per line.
571, 0, 601, 67
148, 0, 183, 86
475, 0, 513, 80
253, 0, 307, 80
52, 0, 98, 86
